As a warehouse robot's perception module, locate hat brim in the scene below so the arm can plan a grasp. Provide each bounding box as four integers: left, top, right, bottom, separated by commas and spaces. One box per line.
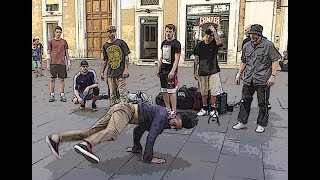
248, 31, 262, 36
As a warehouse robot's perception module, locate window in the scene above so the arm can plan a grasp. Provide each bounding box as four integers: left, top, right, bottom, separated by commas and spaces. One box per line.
46, 4, 59, 12
141, 0, 159, 5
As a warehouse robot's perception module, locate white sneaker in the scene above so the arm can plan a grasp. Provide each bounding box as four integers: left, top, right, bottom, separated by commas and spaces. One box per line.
232, 122, 246, 130
255, 125, 265, 133
170, 111, 176, 115
209, 110, 219, 117
197, 108, 208, 116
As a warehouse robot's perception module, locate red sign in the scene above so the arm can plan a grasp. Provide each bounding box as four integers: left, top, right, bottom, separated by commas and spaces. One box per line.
199, 16, 221, 26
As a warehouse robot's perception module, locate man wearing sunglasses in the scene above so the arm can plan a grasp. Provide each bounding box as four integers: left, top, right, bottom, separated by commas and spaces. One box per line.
72, 60, 99, 111
46, 102, 198, 164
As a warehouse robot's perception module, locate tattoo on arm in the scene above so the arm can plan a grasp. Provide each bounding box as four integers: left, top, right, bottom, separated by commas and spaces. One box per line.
194, 55, 199, 74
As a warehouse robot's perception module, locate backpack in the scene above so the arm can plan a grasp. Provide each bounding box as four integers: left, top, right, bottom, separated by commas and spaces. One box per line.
155, 93, 165, 107
127, 91, 152, 104
192, 91, 203, 111
177, 85, 197, 110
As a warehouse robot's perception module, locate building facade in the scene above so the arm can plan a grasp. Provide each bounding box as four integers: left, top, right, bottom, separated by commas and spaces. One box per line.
32, 0, 288, 66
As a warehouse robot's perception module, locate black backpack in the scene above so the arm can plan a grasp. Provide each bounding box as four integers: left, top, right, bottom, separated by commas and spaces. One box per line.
177, 85, 197, 110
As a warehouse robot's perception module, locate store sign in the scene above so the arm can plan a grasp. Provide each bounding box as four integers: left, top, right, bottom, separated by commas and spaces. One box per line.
199, 16, 221, 26
187, 5, 211, 15
212, 4, 229, 13
187, 4, 230, 15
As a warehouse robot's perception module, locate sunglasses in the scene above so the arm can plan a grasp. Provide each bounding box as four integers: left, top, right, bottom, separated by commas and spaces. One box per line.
55, 31, 62, 33
81, 65, 88, 68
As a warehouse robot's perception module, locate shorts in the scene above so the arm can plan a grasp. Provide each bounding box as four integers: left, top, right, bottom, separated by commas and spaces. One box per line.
198, 73, 223, 96
32, 61, 42, 68
50, 64, 67, 79
159, 70, 179, 94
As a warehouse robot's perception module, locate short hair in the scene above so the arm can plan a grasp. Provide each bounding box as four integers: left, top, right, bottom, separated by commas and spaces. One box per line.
165, 24, 176, 32
55, 26, 62, 32
176, 111, 199, 129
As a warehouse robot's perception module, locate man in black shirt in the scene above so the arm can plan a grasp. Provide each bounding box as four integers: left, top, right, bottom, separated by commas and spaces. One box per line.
100, 25, 131, 108
157, 24, 181, 115
193, 25, 224, 117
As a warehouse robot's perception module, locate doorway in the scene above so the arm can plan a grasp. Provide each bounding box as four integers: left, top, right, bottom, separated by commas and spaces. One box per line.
140, 17, 158, 61
47, 22, 59, 41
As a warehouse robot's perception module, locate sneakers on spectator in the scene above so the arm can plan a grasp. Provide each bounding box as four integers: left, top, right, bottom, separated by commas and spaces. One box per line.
209, 110, 219, 117
60, 96, 67, 102
232, 122, 246, 130
92, 102, 97, 111
79, 102, 85, 110
49, 95, 55, 102
197, 108, 208, 116
74, 143, 100, 164
170, 110, 176, 115
165, 108, 172, 114
255, 125, 265, 133
45, 136, 61, 159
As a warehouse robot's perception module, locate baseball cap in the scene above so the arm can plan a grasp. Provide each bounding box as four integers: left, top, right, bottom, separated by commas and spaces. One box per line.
34, 36, 40, 40
107, 25, 117, 32
80, 60, 88, 66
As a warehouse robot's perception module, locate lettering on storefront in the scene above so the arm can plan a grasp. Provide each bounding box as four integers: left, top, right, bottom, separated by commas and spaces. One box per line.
199, 16, 221, 26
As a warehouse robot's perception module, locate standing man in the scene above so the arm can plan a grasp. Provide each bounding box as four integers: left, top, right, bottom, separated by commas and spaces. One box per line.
233, 24, 281, 133
157, 24, 181, 115
100, 25, 130, 108
72, 60, 99, 111
34, 36, 45, 70
193, 25, 224, 117
47, 26, 71, 102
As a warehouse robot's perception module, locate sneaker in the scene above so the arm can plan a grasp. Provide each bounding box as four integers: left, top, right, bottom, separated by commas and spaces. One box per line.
79, 102, 85, 110
232, 122, 246, 130
197, 108, 208, 116
209, 110, 219, 117
48, 95, 55, 102
255, 125, 265, 133
165, 108, 172, 114
74, 143, 100, 164
92, 103, 97, 111
60, 96, 67, 102
170, 110, 176, 115
45, 136, 61, 159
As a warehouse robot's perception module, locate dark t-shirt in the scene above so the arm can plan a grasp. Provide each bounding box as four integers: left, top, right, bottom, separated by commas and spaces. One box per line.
37, 43, 43, 55
73, 70, 98, 92
102, 39, 131, 78
193, 40, 221, 76
160, 39, 181, 72
136, 103, 169, 162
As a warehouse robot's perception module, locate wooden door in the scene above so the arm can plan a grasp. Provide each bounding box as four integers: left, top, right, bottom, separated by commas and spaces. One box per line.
86, 0, 112, 58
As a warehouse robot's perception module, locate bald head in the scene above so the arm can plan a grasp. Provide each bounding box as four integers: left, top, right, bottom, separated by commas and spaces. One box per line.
244, 24, 252, 37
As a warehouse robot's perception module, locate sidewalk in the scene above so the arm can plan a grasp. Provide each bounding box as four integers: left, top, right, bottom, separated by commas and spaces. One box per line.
32, 59, 288, 180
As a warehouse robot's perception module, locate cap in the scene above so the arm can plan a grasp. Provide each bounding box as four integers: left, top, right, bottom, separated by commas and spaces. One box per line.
107, 25, 117, 32
248, 24, 263, 36
80, 60, 88, 66
34, 36, 40, 40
